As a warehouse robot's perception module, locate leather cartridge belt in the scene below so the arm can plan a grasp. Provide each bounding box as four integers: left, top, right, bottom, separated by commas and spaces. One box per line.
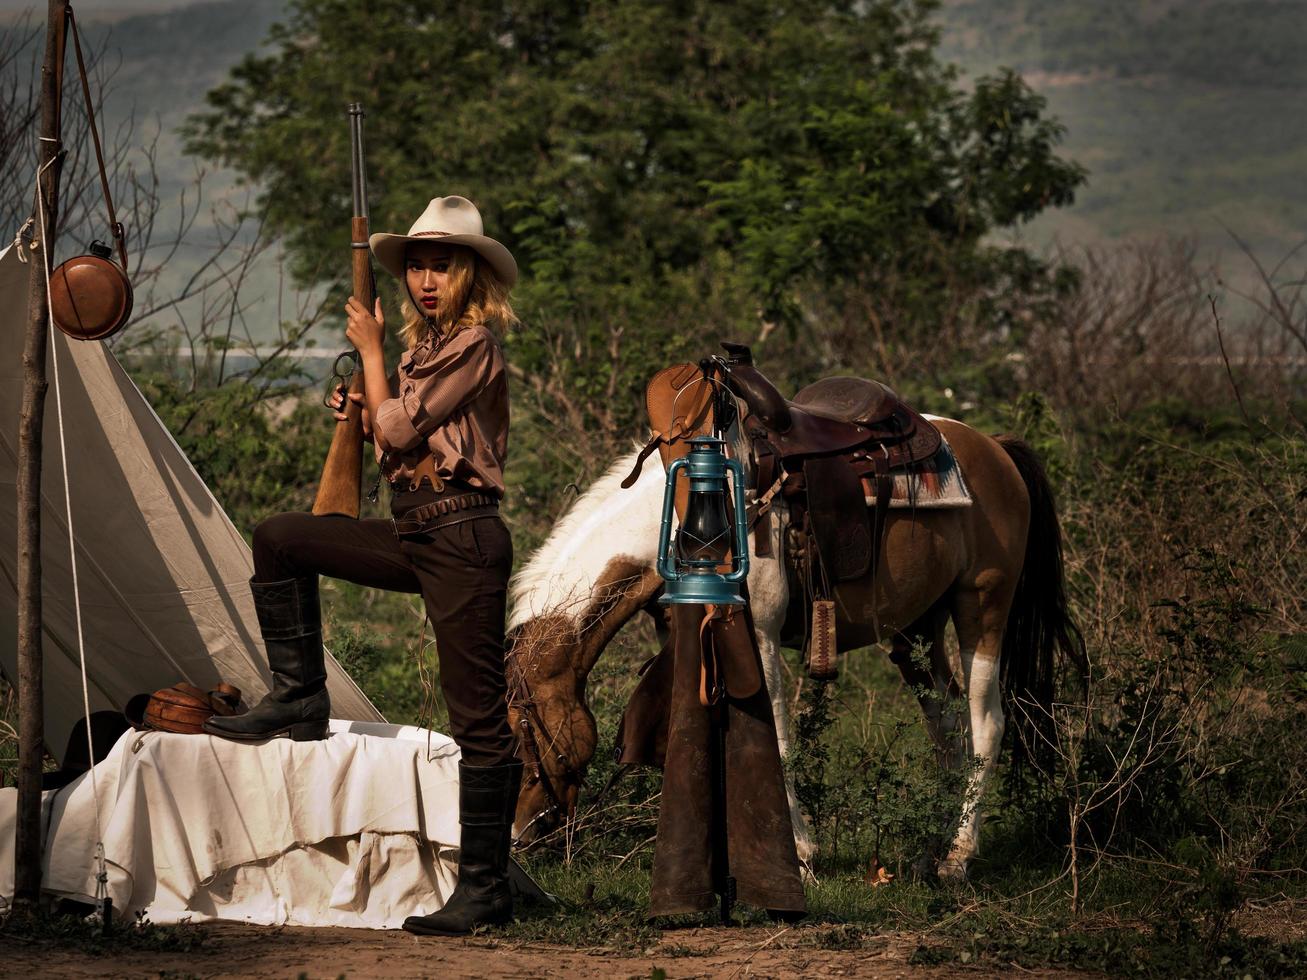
391, 492, 499, 536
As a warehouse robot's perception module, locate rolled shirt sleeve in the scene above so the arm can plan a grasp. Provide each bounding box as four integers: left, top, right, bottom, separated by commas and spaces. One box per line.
373, 326, 498, 454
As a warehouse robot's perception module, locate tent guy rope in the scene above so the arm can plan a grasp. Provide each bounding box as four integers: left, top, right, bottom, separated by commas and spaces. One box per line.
35, 150, 110, 917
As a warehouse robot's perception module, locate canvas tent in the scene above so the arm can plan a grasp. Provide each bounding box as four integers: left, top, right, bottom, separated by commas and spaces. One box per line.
0, 242, 484, 927
0, 242, 383, 762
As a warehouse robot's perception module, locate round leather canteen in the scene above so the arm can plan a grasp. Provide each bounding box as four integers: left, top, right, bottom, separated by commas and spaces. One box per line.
49, 241, 133, 341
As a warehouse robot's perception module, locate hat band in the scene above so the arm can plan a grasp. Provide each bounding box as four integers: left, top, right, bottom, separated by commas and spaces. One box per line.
412, 231, 452, 238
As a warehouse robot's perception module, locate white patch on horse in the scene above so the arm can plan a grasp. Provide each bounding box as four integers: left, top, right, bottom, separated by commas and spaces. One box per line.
941, 650, 1004, 878
508, 447, 666, 630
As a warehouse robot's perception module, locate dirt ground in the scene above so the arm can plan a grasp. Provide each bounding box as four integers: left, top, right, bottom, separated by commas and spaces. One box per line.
2, 902, 1300, 978
0, 922, 1074, 979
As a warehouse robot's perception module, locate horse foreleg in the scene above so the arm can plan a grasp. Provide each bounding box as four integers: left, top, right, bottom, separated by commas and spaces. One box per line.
746, 513, 816, 868
939, 589, 1007, 881
755, 623, 817, 868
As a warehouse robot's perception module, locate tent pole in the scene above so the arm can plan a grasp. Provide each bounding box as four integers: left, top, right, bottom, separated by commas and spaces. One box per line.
14, 0, 68, 907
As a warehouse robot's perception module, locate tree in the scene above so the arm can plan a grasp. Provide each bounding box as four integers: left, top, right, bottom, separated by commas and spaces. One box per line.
186, 0, 1085, 498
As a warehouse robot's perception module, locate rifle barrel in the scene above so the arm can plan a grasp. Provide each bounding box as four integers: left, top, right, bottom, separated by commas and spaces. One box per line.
348, 102, 368, 221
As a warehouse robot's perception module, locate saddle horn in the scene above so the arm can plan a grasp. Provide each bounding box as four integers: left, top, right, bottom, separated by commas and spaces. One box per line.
716, 342, 792, 433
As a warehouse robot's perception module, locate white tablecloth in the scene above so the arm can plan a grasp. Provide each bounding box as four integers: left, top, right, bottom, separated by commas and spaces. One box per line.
1, 721, 463, 928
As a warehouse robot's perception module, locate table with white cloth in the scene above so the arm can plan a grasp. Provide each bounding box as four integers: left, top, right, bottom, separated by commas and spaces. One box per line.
0, 721, 464, 928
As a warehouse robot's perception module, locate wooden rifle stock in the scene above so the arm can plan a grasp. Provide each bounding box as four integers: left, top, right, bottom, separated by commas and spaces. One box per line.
313, 105, 372, 517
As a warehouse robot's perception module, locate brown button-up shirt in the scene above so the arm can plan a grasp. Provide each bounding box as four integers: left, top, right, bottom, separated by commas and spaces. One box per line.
373, 324, 509, 497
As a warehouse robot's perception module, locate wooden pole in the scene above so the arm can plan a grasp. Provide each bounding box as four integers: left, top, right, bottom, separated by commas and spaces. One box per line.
14, 0, 67, 906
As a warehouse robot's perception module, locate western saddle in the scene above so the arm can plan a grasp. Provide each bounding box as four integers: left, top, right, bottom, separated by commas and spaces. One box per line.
715, 344, 940, 656
716, 342, 939, 470
629, 345, 943, 676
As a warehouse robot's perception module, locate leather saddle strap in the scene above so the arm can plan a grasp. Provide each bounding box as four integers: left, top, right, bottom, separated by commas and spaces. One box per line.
698, 605, 724, 708
209, 682, 242, 715
869, 451, 893, 643
67, 7, 127, 271
173, 681, 243, 716
749, 435, 778, 557
626, 363, 714, 492
621, 423, 682, 489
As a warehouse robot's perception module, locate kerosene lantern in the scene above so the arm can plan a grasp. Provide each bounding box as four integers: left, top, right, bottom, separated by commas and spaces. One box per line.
656, 435, 750, 606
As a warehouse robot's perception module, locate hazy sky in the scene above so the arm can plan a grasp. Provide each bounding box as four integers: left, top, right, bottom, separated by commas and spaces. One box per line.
0, 1, 266, 21
0, 1, 193, 11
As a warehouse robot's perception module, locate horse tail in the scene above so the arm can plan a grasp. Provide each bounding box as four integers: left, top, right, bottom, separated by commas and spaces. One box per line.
995, 434, 1087, 781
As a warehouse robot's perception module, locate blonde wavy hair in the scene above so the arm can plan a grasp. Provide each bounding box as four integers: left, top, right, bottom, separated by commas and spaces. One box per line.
397, 244, 518, 349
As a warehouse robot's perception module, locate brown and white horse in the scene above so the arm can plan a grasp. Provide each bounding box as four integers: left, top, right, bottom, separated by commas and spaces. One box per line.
505, 415, 1082, 879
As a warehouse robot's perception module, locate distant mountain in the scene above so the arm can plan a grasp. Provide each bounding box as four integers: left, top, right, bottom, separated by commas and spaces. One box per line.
1, 2, 296, 345
82, 1, 286, 205
92, 1, 284, 112
937, 0, 1307, 281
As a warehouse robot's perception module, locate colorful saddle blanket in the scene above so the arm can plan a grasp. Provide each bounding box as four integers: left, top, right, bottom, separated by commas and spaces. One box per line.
862, 425, 971, 509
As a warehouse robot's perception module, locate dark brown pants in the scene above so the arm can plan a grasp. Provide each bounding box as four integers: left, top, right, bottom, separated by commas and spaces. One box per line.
252, 490, 516, 766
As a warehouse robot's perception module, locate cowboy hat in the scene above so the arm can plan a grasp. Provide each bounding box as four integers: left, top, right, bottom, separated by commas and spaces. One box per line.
369, 195, 518, 287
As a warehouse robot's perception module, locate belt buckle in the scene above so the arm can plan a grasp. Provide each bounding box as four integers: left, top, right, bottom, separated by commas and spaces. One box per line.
391, 512, 420, 538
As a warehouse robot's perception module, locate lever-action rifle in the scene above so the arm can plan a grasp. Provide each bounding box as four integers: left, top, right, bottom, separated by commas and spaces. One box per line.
312, 102, 373, 517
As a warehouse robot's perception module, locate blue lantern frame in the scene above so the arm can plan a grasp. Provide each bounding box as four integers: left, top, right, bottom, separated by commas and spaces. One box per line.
655, 436, 750, 606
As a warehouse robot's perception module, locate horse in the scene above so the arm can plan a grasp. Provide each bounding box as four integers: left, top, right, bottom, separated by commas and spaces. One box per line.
504, 408, 1082, 880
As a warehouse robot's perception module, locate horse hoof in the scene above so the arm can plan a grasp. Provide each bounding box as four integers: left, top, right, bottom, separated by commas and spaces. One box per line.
937, 858, 969, 884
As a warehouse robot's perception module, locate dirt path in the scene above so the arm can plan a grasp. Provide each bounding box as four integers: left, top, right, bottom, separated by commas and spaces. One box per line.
0, 922, 1077, 978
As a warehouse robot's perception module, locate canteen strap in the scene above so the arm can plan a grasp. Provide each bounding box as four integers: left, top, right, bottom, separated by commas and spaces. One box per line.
65, 6, 127, 271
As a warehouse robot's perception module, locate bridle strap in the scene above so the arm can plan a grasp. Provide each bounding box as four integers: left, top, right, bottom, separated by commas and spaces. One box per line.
508, 661, 582, 825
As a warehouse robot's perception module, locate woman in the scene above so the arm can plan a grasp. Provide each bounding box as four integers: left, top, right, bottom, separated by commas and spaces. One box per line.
204, 196, 523, 936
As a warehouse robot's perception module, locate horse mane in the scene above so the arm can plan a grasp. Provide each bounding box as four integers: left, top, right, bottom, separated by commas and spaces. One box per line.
507, 445, 661, 630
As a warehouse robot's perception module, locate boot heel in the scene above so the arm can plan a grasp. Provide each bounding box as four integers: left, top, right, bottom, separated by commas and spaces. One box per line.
289, 720, 329, 741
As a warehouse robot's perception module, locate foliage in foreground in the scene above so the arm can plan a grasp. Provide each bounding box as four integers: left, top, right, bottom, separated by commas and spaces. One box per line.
503, 854, 1307, 976
0, 905, 205, 955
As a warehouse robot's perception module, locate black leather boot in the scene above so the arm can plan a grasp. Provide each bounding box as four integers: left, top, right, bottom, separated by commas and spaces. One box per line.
203, 575, 330, 742
403, 760, 522, 936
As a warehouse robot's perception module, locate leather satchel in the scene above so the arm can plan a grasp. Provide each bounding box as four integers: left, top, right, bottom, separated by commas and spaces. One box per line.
124, 682, 243, 735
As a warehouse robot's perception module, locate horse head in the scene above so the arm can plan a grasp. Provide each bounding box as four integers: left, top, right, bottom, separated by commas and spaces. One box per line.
506, 615, 598, 845
501, 445, 680, 846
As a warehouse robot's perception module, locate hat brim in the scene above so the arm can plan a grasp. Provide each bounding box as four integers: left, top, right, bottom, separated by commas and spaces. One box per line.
369, 232, 518, 288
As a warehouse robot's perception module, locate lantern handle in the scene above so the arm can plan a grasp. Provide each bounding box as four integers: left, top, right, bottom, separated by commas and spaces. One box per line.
656, 456, 690, 583
723, 456, 750, 584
